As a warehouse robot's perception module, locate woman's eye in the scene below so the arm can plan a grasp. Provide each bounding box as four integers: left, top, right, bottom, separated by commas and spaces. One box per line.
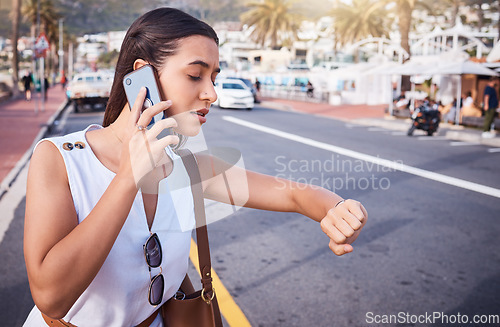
188, 75, 201, 81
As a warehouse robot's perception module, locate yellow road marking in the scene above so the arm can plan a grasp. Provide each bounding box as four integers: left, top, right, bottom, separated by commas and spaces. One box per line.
190, 238, 252, 327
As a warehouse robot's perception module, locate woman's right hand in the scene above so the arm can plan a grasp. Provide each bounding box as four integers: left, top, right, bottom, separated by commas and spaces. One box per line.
120, 87, 179, 190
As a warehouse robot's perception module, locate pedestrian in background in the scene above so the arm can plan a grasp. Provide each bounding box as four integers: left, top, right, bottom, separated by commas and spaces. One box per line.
21, 71, 33, 101
461, 91, 481, 118
254, 78, 261, 103
61, 73, 67, 90
44, 76, 49, 101
307, 80, 314, 98
23, 7, 367, 326
482, 77, 499, 138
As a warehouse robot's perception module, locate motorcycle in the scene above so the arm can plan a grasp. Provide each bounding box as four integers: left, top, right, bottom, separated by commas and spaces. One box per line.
407, 102, 441, 136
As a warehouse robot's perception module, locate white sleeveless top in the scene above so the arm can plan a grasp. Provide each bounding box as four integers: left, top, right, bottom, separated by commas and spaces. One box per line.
24, 125, 195, 326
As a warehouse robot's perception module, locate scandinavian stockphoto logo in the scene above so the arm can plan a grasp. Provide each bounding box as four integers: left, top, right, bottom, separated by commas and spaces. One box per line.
130, 124, 249, 232
274, 154, 401, 192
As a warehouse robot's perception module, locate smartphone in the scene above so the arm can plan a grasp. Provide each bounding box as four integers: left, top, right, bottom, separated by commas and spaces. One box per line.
123, 64, 166, 127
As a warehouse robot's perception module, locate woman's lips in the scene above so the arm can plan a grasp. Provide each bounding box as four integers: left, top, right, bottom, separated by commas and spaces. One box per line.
191, 108, 209, 123
195, 108, 209, 116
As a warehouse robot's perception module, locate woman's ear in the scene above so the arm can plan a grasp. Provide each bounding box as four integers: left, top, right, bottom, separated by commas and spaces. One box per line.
133, 59, 149, 70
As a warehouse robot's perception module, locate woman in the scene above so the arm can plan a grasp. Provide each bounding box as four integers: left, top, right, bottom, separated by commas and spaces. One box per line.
461, 91, 481, 118
24, 8, 367, 326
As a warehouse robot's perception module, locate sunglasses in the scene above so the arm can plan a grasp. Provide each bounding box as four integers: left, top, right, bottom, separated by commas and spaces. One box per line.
143, 233, 164, 306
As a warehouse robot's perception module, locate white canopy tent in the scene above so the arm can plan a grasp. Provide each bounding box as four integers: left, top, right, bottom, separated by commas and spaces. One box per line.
421, 61, 498, 124
379, 55, 498, 119
487, 42, 500, 63
380, 58, 439, 114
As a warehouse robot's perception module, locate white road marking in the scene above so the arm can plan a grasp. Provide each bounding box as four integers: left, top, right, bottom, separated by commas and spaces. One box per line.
345, 124, 365, 129
417, 136, 448, 141
0, 165, 28, 243
368, 127, 389, 132
487, 148, 500, 153
222, 116, 500, 199
450, 141, 480, 146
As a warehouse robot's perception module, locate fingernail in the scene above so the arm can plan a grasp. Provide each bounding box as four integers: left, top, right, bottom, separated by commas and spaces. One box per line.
165, 100, 172, 105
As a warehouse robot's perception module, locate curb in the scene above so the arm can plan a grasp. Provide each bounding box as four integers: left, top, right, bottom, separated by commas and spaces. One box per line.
352, 117, 500, 147
0, 99, 70, 200
259, 100, 295, 112
445, 130, 500, 147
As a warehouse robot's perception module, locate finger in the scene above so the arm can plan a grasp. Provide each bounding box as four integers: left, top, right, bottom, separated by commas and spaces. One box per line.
329, 240, 353, 256
148, 117, 177, 138
137, 100, 172, 129
344, 199, 365, 222
338, 208, 363, 231
156, 153, 173, 169
130, 87, 148, 125
155, 134, 180, 151
332, 212, 357, 238
360, 203, 368, 222
321, 219, 347, 244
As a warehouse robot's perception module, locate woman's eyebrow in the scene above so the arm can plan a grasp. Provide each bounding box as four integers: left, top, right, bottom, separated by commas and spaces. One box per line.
188, 60, 221, 73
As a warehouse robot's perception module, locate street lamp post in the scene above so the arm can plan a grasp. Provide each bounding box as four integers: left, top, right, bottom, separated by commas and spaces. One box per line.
36, 0, 46, 112
58, 19, 64, 83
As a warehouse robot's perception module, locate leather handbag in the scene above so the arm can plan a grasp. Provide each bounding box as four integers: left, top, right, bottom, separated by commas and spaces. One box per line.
161, 149, 223, 327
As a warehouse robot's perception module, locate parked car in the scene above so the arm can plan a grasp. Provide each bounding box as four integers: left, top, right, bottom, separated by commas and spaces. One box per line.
226, 77, 258, 103
66, 71, 113, 112
214, 79, 254, 110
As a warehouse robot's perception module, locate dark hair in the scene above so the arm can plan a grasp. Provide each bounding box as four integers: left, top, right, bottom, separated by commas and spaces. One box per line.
103, 7, 219, 127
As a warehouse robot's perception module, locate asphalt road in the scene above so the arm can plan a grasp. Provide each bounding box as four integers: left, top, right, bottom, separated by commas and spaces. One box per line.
1, 104, 500, 326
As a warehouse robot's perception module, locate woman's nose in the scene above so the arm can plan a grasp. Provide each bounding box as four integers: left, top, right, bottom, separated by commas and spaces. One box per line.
201, 84, 217, 103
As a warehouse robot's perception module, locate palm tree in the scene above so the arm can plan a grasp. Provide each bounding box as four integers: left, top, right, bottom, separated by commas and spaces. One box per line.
391, 0, 416, 58
330, 0, 393, 49
22, 0, 60, 43
10, 0, 21, 96
362, 0, 428, 59
240, 0, 303, 49
21, 0, 60, 83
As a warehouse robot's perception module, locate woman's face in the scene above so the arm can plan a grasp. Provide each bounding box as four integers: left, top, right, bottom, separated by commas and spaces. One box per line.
156, 35, 220, 136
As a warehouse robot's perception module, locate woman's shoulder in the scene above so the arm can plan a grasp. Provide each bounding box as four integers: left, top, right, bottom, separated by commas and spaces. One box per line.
28, 139, 69, 192
30, 125, 100, 181
34, 125, 101, 156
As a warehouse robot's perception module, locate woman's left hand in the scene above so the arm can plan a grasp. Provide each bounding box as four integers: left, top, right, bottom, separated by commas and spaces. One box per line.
320, 199, 368, 256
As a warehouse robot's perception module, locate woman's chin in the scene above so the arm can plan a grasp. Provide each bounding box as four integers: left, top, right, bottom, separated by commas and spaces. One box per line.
174, 124, 201, 137
170, 112, 204, 137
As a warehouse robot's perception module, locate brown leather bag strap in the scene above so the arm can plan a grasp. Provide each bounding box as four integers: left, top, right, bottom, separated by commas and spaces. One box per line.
41, 310, 158, 327
41, 314, 77, 327
177, 149, 213, 292
177, 149, 223, 327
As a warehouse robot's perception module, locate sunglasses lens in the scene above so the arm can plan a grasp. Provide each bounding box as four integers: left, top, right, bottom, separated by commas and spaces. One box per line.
149, 273, 164, 306
145, 234, 162, 267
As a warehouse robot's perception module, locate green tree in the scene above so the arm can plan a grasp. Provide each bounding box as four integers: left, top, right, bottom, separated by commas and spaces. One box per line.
330, 0, 393, 48
22, 0, 59, 40
98, 49, 119, 69
183, 0, 247, 24
240, 0, 303, 49
21, 0, 60, 80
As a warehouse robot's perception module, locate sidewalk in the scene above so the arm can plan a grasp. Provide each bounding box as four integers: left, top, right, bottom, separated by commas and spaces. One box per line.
0, 86, 68, 197
261, 97, 500, 148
